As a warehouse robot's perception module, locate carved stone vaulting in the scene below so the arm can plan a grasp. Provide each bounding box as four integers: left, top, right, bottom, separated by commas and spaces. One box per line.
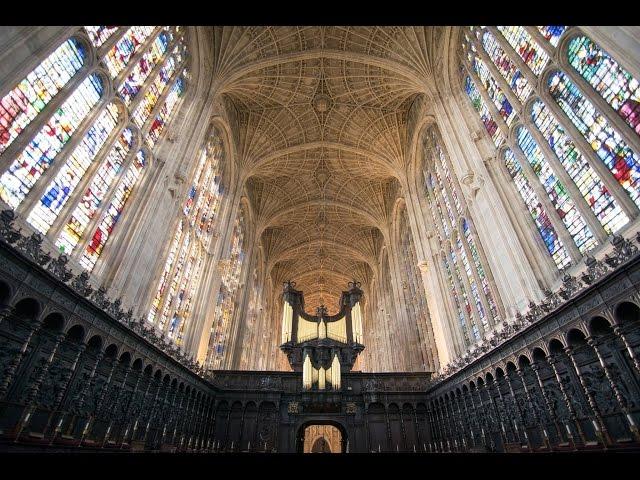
0, 25, 640, 455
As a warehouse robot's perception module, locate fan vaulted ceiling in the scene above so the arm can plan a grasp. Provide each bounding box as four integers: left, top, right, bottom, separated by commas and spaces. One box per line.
211, 26, 444, 312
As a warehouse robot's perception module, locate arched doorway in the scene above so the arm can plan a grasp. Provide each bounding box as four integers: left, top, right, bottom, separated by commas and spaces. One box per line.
296, 421, 347, 453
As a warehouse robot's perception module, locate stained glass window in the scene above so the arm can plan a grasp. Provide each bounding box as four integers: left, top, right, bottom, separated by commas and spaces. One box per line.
398, 208, 432, 367
208, 208, 245, 369
464, 76, 505, 147
537, 26, 567, 48
567, 36, 640, 136
548, 71, 640, 210
148, 129, 225, 344
479, 30, 533, 103
80, 149, 146, 270
497, 26, 550, 76
468, 53, 516, 127
131, 48, 184, 129
56, 127, 134, 253
117, 30, 172, 107
423, 126, 501, 342
504, 148, 570, 268
0, 38, 86, 156
146, 75, 185, 148
516, 126, 596, 253
531, 100, 628, 234
0, 73, 104, 209
27, 102, 120, 234
84, 26, 119, 48
103, 26, 156, 78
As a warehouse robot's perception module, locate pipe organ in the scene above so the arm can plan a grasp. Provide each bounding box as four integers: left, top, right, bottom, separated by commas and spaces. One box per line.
280, 281, 365, 391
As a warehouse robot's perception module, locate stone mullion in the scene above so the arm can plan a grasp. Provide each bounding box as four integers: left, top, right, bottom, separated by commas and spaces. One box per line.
138, 60, 187, 140
466, 36, 523, 114
456, 226, 496, 330
516, 366, 552, 449
545, 356, 588, 444
555, 46, 640, 158
450, 237, 486, 340
488, 156, 560, 286
562, 347, 612, 445
403, 187, 440, 368
462, 60, 511, 140
0, 319, 44, 399
47, 111, 131, 244
537, 88, 640, 222
67, 142, 140, 262
524, 27, 559, 59
441, 248, 475, 347
525, 115, 609, 245
108, 27, 164, 95
17, 79, 115, 218
587, 336, 640, 441
430, 250, 467, 357
0, 50, 97, 173
92, 27, 129, 59
504, 372, 533, 449
485, 27, 540, 90
14, 332, 65, 439
147, 217, 185, 333
510, 140, 583, 264
162, 233, 197, 339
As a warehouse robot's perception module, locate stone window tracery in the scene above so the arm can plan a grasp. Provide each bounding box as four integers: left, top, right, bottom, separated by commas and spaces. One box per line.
0, 26, 190, 273
423, 125, 501, 344
147, 126, 225, 346
461, 26, 640, 271
206, 205, 246, 369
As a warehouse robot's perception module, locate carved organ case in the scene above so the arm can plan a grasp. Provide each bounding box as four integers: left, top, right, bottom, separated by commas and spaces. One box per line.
280, 281, 365, 391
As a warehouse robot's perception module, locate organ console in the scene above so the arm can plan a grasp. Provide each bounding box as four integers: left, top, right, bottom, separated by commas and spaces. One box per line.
280, 280, 365, 391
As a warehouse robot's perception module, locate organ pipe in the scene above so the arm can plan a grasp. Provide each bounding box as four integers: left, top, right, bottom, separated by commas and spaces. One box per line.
352, 302, 363, 344
281, 301, 293, 343
303, 352, 312, 390
318, 366, 326, 390
331, 353, 341, 390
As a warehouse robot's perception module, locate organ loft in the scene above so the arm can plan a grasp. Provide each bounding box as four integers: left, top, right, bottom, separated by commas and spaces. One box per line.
0, 25, 640, 457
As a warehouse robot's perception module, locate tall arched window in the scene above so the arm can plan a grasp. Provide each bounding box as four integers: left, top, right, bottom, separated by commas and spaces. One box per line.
461, 26, 640, 271
0, 26, 190, 274
147, 126, 226, 345
423, 125, 502, 344
206, 206, 246, 370
396, 206, 434, 370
